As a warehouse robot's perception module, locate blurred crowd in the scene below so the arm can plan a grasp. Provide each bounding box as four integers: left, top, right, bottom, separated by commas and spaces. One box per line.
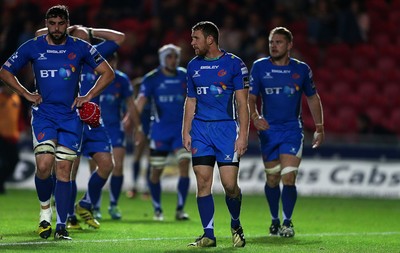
1, 0, 399, 143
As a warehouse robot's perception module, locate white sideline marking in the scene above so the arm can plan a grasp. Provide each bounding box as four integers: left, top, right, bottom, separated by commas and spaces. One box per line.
1, 232, 400, 247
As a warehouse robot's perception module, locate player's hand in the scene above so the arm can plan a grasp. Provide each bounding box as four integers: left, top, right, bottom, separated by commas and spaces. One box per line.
71, 95, 91, 110
312, 131, 324, 149
26, 92, 42, 106
182, 132, 192, 152
235, 136, 248, 158
253, 116, 270, 131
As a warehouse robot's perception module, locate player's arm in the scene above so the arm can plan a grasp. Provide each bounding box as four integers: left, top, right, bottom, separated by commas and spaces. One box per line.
235, 89, 250, 157
135, 94, 148, 115
125, 96, 145, 145
182, 97, 196, 152
88, 28, 125, 45
307, 93, 324, 148
0, 68, 41, 105
72, 61, 114, 108
249, 93, 269, 131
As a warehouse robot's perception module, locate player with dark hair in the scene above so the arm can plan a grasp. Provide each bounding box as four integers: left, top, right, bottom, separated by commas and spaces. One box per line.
249, 27, 324, 237
136, 44, 191, 221
0, 5, 114, 240
183, 21, 249, 248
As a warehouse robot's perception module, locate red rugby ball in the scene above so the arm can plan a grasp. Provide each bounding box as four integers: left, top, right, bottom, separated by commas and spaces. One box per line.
78, 102, 101, 128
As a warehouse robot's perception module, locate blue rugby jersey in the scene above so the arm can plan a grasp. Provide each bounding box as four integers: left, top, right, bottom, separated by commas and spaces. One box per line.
99, 69, 133, 128
2, 35, 104, 120
186, 50, 249, 121
79, 40, 119, 104
139, 66, 187, 127
250, 57, 316, 128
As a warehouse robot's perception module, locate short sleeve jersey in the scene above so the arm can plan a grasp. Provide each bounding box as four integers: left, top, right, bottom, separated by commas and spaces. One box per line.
249, 57, 316, 128
186, 51, 249, 121
99, 69, 133, 128
79, 40, 119, 104
2, 35, 105, 120
139, 66, 187, 126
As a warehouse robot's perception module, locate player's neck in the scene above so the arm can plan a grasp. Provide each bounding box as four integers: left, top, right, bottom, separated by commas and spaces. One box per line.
205, 48, 223, 60
270, 56, 290, 66
45, 35, 67, 46
161, 67, 176, 76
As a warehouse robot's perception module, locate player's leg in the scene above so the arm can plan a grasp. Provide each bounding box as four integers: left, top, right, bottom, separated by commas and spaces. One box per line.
88, 158, 102, 220
53, 147, 76, 240
66, 156, 82, 230
128, 138, 145, 198
76, 152, 113, 226
31, 115, 57, 239
278, 129, 303, 238
108, 147, 125, 220
148, 148, 168, 221
264, 161, 282, 235
188, 159, 216, 247
187, 119, 217, 247
279, 154, 301, 238
34, 146, 56, 239
174, 141, 191, 220
259, 128, 282, 235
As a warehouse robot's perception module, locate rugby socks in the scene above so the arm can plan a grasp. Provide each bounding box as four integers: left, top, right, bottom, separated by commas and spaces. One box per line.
35, 175, 53, 203
264, 183, 281, 221
55, 180, 71, 230
67, 180, 77, 216
282, 185, 297, 226
149, 181, 162, 212
225, 192, 242, 229
197, 194, 215, 240
110, 175, 123, 206
176, 176, 190, 211
80, 171, 107, 209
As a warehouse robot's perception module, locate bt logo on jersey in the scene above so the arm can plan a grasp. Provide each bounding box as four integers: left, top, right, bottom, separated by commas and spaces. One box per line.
40, 69, 58, 78
196, 87, 209, 95
264, 87, 283, 94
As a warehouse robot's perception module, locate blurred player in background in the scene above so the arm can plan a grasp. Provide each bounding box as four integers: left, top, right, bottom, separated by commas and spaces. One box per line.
249, 26, 324, 238
0, 84, 23, 194
183, 21, 249, 248
126, 77, 151, 200
136, 44, 191, 221
97, 52, 144, 219
0, 5, 114, 240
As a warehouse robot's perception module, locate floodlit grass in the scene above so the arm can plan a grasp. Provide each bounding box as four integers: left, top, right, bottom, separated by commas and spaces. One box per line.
0, 189, 399, 252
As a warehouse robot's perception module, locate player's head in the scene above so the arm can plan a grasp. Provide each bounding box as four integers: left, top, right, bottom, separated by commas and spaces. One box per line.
158, 44, 181, 72
45, 5, 70, 45
268, 27, 293, 61
191, 21, 219, 56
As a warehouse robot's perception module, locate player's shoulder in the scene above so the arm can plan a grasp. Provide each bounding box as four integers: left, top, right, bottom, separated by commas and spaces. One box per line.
252, 56, 270, 66
289, 58, 311, 71
177, 66, 187, 75
115, 69, 129, 79
143, 68, 160, 81
224, 51, 244, 63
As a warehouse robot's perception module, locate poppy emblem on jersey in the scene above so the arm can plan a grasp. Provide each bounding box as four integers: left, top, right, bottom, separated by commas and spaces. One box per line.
218, 69, 227, 77
68, 52, 76, 60
78, 102, 101, 128
37, 132, 45, 141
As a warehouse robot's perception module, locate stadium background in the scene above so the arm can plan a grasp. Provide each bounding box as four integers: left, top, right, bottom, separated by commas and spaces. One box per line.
1, 0, 399, 197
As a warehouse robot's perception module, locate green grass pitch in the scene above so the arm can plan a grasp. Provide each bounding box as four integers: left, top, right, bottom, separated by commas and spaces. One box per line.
0, 189, 399, 252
